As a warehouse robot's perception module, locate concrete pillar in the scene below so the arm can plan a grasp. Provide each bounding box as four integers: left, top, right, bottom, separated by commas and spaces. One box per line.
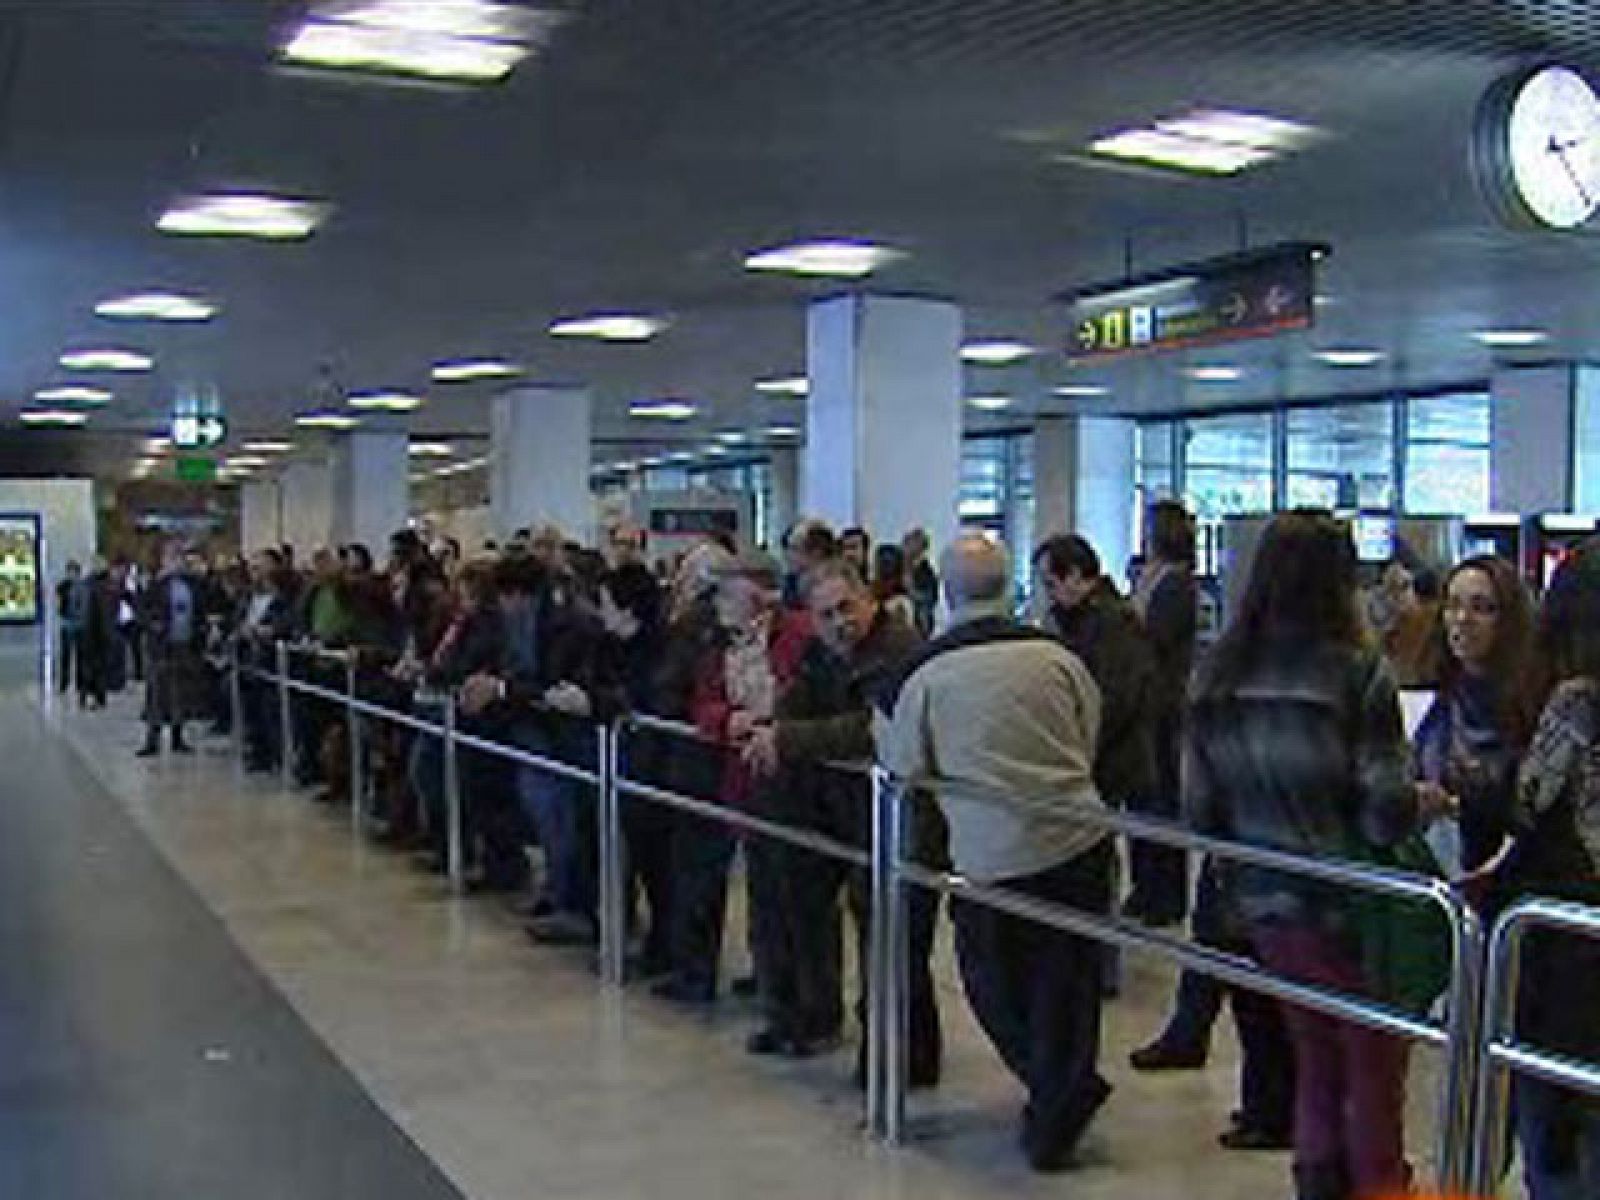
240, 481, 282, 555
767, 443, 800, 549
329, 430, 408, 559
1032, 414, 1138, 588
1492, 365, 1575, 514
490, 384, 593, 543
278, 459, 334, 558
803, 293, 963, 552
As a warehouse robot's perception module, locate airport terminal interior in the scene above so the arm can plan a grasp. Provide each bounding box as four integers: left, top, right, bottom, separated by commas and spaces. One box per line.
4, 2, 1600, 1198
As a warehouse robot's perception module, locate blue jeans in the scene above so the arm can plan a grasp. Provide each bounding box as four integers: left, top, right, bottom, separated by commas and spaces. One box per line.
1518, 1077, 1600, 1200
515, 726, 592, 916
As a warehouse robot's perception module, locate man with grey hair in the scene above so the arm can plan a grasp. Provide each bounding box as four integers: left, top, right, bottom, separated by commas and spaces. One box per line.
879, 531, 1112, 1172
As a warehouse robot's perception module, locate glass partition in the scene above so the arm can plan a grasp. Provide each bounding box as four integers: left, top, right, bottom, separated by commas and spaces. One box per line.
1182, 411, 1274, 519
1286, 402, 1394, 511
1405, 392, 1490, 515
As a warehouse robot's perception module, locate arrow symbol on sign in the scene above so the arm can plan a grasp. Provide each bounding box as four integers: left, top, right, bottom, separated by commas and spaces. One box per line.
1221, 292, 1248, 324
1263, 284, 1292, 317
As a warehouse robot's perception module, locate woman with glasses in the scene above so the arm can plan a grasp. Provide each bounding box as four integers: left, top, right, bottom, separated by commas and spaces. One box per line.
1412, 556, 1538, 879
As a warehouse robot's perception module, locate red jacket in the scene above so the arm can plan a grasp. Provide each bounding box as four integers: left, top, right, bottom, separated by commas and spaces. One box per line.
690, 605, 813, 809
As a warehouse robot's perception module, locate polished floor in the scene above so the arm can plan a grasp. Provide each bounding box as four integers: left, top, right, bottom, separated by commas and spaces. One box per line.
21, 680, 1460, 1199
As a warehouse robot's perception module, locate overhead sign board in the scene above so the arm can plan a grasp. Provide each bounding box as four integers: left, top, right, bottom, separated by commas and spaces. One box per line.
171, 413, 227, 449
1061, 241, 1324, 363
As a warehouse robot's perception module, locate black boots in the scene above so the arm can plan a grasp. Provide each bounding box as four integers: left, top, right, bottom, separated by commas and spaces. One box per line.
1292, 1163, 1351, 1200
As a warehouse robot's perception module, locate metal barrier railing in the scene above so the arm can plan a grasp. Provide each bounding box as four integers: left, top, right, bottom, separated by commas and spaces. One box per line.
224, 639, 1493, 1194
867, 768, 1485, 1193
1466, 896, 1600, 1196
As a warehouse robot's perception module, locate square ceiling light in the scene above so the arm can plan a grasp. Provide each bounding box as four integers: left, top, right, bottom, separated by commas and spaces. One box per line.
629, 400, 697, 420
59, 348, 152, 372
158, 193, 328, 240
283, 1, 559, 83
35, 385, 112, 405
550, 314, 669, 342
1091, 107, 1319, 176
744, 239, 903, 278
431, 358, 522, 382
95, 292, 218, 322
961, 340, 1035, 366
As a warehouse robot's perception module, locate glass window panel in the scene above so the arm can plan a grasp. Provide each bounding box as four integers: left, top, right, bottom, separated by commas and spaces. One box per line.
1182, 412, 1273, 519
1286, 401, 1394, 512
1405, 392, 1490, 515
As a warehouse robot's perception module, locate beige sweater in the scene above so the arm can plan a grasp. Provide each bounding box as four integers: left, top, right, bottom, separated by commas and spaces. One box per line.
878, 614, 1105, 883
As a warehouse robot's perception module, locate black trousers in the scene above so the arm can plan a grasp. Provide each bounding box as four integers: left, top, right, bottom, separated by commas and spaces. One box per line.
1127, 717, 1190, 924
668, 812, 734, 997
951, 840, 1114, 1155
58, 627, 77, 693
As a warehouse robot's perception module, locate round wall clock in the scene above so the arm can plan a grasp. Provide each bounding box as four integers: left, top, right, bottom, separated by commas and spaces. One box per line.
1475, 65, 1600, 231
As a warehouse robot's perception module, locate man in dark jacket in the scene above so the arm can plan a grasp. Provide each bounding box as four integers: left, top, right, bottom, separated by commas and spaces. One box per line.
743, 560, 944, 1081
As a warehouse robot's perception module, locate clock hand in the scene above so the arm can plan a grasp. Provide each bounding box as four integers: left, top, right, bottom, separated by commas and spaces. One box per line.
1552, 143, 1594, 208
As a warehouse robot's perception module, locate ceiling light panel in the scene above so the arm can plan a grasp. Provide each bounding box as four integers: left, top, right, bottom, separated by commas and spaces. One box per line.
1090, 107, 1318, 176
966, 395, 1013, 411
296, 411, 362, 430
1314, 349, 1385, 367
35, 386, 111, 405
346, 390, 424, 411
95, 292, 218, 322
431, 358, 522, 382
629, 400, 697, 421
1473, 329, 1549, 347
766, 425, 801, 439
744, 240, 902, 278
158, 193, 328, 241
409, 441, 456, 457
20, 409, 89, 426
1052, 384, 1110, 398
962, 340, 1036, 365
754, 376, 810, 397
59, 348, 152, 372
242, 440, 295, 453
550, 314, 668, 341
1188, 365, 1243, 382
322, 0, 553, 41
283, 21, 528, 82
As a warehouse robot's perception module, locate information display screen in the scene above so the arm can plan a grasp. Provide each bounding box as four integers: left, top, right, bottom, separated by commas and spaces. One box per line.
0, 514, 41, 625
1063, 242, 1322, 363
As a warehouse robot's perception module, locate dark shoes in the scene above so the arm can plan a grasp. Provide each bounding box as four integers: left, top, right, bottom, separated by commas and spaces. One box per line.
652, 977, 716, 1007
136, 742, 160, 758
1021, 1076, 1113, 1173
525, 912, 598, 946
1129, 1037, 1207, 1071
730, 974, 758, 998
1218, 1122, 1292, 1152
171, 739, 195, 756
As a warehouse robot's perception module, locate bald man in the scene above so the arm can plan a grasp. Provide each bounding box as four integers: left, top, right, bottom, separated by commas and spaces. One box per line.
879, 532, 1113, 1172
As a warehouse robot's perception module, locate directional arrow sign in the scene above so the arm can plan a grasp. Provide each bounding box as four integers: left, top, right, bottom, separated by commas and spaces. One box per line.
171, 413, 227, 449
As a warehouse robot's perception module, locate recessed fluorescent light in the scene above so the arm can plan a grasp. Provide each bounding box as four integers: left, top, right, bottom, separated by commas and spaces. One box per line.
1091, 107, 1317, 176
327, 0, 554, 41
666, 451, 694, 464
95, 291, 217, 322
1187, 365, 1243, 382
431, 358, 522, 383
35, 385, 111, 405
1314, 294, 1337, 308
242, 440, 294, 453
754, 375, 810, 397
158, 193, 328, 241
1473, 329, 1549, 348
766, 425, 801, 439
346, 390, 423, 411
705, 445, 730, 457
1052, 384, 1110, 398
961, 340, 1035, 366
629, 400, 697, 421
59, 348, 152, 372
549, 314, 668, 342
283, 22, 526, 83
295, 411, 362, 430
744, 239, 903, 278
966, 395, 1013, 412
1313, 349, 1385, 367
20, 409, 89, 427
409, 441, 455, 458
225, 455, 270, 469
144, 437, 172, 453
714, 430, 748, 444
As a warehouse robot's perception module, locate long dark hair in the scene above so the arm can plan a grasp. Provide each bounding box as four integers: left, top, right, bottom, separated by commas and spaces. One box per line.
1204, 510, 1360, 693
1531, 538, 1600, 712
1433, 555, 1538, 748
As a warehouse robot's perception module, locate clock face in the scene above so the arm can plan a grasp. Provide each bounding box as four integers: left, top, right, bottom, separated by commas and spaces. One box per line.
1505, 67, 1600, 229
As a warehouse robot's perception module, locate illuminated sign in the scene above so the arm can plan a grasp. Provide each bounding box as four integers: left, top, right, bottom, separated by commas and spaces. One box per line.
0, 514, 41, 625
1061, 242, 1324, 362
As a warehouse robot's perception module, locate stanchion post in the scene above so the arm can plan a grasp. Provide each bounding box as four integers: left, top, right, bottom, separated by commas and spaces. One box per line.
865, 767, 901, 1141
597, 722, 628, 987
276, 641, 293, 788
1435, 896, 1484, 1194
882, 772, 910, 1146
443, 693, 464, 893
1467, 916, 1526, 1197
346, 657, 363, 837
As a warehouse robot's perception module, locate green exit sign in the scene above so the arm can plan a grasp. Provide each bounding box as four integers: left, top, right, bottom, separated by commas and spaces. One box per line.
175, 456, 218, 483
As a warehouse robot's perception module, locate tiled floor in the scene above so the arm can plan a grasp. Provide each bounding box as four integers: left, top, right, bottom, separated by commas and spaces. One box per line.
37, 686, 1461, 1200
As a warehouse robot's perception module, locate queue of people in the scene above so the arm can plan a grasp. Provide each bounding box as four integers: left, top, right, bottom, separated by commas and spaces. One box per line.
70, 503, 1600, 1198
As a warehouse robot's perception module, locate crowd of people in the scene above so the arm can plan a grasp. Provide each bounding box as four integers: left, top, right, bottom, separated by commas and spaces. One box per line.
60, 504, 1600, 1198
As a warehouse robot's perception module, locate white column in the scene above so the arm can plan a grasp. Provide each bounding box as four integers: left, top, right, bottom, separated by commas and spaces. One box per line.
1031, 414, 1137, 588
803, 293, 963, 552
767, 443, 800, 549
329, 430, 408, 556
240, 481, 282, 555
490, 385, 593, 543
278, 459, 334, 558
1492, 365, 1575, 513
